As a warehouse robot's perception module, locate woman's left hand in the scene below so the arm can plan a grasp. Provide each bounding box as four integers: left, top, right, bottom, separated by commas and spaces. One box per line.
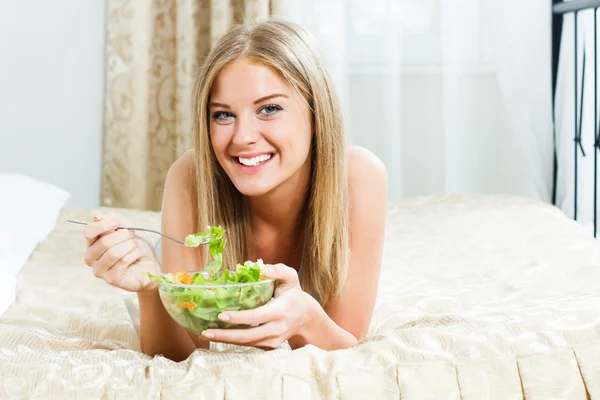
200, 263, 319, 350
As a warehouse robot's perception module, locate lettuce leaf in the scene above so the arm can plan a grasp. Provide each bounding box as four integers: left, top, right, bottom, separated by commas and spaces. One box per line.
183, 225, 226, 273
146, 258, 269, 286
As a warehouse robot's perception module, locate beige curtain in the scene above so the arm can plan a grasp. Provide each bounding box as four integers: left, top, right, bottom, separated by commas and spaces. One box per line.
102, 0, 282, 211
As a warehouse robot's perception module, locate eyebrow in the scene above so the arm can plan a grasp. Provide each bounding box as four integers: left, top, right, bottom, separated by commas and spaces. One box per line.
253, 93, 288, 104
208, 93, 288, 109
208, 101, 230, 109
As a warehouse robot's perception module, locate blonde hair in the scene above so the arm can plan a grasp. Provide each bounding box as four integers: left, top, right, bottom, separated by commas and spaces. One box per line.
191, 19, 349, 306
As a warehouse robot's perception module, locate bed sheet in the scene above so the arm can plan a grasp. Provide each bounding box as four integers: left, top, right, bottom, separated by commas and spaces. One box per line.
1, 195, 599, 399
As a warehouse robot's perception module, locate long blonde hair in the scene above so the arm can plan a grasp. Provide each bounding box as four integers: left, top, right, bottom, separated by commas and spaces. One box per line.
192, 19, 349, 306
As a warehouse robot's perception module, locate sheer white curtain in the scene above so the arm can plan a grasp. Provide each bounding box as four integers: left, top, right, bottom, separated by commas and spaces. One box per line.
276, 0, 554, 202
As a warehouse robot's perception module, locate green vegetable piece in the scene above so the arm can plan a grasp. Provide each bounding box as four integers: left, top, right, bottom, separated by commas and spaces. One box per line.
205, 254, 222, 275
192, 307, 218, 322
249, 265, 260, 281
222, 269, 230, 282
215, 287, 230, 309
200, 289, 217, 307
192, 273, 205, 285
184, 235, 204, 247
183, 225, 226, 273
146, 272, 175, 284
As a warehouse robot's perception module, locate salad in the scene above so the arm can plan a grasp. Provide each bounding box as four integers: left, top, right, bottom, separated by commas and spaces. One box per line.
146, 226, 275, 333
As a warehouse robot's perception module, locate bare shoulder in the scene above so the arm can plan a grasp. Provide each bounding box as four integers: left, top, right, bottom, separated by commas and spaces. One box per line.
165, 149, 195, 191
346, 145, 388, 245
347, 145, 388, 194
161, 149, 200, 271
162, 149, 197, 227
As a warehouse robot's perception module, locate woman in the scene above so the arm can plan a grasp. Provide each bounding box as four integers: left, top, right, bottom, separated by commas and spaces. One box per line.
83, 19, 387, 361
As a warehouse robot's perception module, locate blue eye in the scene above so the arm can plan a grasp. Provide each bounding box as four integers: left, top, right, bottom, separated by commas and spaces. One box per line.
213, 111, 234, 121
259, 104, 282, 116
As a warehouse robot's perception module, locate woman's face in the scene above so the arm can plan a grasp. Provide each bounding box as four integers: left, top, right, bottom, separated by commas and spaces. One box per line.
208, 57, 313, 197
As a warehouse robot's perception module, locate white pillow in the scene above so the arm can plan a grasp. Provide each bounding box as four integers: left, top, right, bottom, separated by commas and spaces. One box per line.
0, 173, 70, 316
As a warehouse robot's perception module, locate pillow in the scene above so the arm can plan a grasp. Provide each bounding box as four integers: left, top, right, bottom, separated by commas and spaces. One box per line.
0, 173, 70, 316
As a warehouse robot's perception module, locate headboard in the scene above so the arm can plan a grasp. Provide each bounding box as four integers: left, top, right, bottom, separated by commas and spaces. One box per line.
553, 0, 600, 237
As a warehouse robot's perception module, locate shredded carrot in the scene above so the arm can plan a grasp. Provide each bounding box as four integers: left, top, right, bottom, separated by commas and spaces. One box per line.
175, 271, 193, 285
178, 301, 197, 311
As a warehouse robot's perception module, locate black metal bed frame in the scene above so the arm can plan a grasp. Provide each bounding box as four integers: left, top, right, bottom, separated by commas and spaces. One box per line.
553, 0, 600, 237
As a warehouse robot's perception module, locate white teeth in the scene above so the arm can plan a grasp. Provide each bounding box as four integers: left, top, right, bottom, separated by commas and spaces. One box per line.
238, 154, 272, 166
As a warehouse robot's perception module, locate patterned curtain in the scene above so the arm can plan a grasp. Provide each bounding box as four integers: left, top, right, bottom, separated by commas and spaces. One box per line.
102, 0, 280, 211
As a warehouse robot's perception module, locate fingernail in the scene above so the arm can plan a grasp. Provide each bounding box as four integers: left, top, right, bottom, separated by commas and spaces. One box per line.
218, 313, 230, 321
111, 221, 119, 228
262, 267, 275, 276
201, 331, 215, 339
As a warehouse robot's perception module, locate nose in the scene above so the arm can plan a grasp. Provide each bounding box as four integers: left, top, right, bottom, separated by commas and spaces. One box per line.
232, 111, 261, 146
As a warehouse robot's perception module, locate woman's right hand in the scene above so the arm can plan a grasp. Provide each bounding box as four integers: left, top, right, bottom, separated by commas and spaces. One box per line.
82, 214, 161, 294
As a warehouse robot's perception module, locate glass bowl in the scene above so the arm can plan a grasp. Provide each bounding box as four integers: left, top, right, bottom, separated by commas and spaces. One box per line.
157, 272, 275, 335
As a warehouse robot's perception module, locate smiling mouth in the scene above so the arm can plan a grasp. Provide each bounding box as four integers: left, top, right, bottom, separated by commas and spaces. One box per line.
234, 153, 274, 167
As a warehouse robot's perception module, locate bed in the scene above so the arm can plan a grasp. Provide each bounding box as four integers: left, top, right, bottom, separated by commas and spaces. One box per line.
1, 193, 599, 399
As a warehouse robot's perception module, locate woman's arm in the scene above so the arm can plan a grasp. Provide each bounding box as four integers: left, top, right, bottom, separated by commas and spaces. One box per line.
286, 292, 358, 350
289, 146, 388, 350
138, 150, 211, 360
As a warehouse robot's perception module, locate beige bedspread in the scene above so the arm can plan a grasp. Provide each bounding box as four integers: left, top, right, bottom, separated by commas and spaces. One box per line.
1, 195, 600, 399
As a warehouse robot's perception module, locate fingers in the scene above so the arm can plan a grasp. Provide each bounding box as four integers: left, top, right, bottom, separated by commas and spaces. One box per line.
91, 239, 138, 278
202, 321, 287, 349
84, 229, 135, 265
261, 263, 300, 287
85, 228, 135, 265
102, 246, 143, 287
217, 300, 285, 326
83, 217, 120, 246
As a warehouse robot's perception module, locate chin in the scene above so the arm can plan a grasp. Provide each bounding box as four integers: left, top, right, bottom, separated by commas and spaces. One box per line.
231, 179, 277, 197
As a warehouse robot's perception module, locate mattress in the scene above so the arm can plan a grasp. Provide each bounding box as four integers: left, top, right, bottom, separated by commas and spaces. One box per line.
1, 195, 599, 399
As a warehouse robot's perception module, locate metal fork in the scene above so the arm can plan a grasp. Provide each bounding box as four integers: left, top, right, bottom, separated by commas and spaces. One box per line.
66, 219, 209, 246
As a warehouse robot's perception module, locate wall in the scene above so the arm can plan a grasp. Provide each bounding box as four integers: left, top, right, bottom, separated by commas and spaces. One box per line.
0, 1, 106, 208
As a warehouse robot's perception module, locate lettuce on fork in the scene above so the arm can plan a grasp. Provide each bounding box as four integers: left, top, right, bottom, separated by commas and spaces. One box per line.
184, 225, 226, 274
